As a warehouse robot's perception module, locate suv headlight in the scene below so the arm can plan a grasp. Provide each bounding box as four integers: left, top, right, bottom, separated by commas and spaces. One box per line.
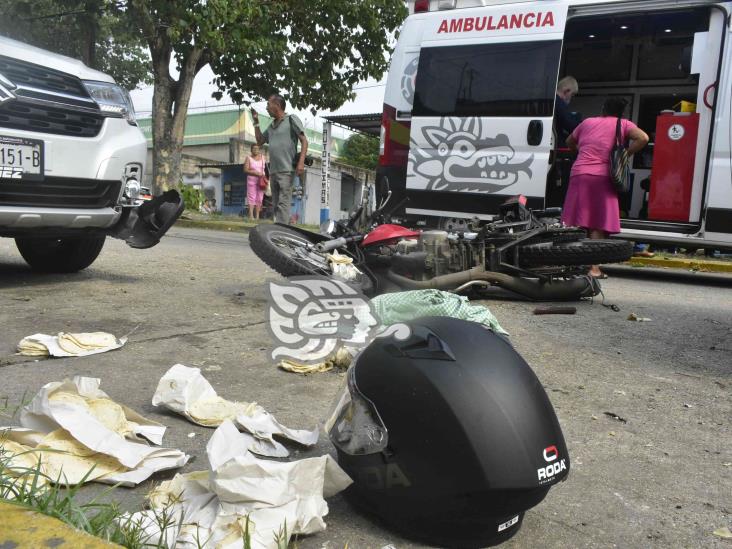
83, 81, 137, 125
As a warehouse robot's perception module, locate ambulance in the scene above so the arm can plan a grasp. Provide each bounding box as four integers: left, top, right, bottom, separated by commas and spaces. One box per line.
377, 0, 732, 250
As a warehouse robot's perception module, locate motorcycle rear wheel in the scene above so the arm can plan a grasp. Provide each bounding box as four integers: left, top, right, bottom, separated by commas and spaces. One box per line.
519, 239, 633, 267
249, 224, 374, 294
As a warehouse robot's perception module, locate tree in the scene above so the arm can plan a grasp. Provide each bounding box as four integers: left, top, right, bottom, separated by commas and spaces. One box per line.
0, 0, 151, 90
126, 0, 407, 191
340, 133, 380, 170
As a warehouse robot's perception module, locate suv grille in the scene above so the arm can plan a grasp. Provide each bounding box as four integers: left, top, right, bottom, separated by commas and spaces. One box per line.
0, 176, 122, 208
0, 56, 89, 97
0, 101, 104, 137
0, 55, 104, 137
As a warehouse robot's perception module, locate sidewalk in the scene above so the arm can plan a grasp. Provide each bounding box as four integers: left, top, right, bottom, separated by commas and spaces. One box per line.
627, 253, 732, 274
175, 211, 318, 233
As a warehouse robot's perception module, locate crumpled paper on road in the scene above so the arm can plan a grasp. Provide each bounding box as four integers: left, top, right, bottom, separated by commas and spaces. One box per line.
152, 364, 319, 457
278, 346, 354, 374
0, 376, 188, 486
126, 421, 352, 549
17, 332, 126, 357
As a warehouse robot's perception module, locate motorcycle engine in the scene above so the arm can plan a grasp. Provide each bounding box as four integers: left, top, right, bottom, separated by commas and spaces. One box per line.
420, 230, 451, 277
392, 230, 479, 280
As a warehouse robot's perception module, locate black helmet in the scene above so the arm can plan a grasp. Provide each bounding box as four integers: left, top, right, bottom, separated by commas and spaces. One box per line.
326, 317, 570, 548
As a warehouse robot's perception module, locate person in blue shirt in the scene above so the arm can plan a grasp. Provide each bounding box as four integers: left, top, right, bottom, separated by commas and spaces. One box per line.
555, 76, 581, 147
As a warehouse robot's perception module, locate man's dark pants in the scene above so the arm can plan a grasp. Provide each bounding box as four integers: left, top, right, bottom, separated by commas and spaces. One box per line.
271, 171, 294, 224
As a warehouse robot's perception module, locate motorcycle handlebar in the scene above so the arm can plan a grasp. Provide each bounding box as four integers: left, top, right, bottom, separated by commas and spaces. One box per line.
315, 235, 364, 253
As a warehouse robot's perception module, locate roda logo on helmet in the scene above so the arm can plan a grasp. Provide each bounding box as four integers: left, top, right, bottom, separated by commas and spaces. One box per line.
358, 463, 412, 490
537, 444, 567, 483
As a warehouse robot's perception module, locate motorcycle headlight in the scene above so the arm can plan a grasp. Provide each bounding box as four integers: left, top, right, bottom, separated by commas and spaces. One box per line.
83, 81, 137, 125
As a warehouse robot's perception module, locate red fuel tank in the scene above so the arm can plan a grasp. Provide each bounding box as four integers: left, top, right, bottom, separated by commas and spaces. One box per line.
361, 224, 420, 247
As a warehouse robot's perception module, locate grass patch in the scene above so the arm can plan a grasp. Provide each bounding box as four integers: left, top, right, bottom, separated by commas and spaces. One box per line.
0, 449, 158, 547
0, 396, 300, 548
0, 443, 297, 548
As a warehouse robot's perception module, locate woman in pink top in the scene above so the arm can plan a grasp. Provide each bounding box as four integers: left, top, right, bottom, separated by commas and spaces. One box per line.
562, 97, 649, 278
244, 144, 267, 220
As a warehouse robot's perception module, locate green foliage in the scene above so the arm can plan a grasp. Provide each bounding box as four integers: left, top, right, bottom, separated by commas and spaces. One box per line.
0, 0, 151, 90
206, 0, 408, 112
128, 0, 406, 189
340, 133, 379, 170
180, 184, 205, 211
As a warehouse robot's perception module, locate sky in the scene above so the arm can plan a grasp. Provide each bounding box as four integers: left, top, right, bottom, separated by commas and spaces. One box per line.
129, 64, 387, 139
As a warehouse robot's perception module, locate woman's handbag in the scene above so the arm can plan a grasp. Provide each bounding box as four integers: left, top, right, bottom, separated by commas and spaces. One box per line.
259, 175, 269, 190
610, 117, 631, 194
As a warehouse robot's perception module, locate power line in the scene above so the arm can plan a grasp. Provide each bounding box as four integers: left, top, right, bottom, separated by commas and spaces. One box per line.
133, 81, 385, 111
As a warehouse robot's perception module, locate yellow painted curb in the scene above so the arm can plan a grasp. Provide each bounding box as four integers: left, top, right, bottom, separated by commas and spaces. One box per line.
0, 501, 122, 548
626, 256, 732, 273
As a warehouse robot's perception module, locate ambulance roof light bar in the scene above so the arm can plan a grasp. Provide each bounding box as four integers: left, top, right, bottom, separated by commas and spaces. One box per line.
414, 0, 456, 12
414, 0, 545, 13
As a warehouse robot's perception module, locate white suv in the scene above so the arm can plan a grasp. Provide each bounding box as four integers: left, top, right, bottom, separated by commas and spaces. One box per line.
0, 35, 182, 272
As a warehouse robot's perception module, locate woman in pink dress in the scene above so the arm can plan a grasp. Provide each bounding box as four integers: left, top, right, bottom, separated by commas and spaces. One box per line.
244, 144, 266, 220
562, 97, 649, 278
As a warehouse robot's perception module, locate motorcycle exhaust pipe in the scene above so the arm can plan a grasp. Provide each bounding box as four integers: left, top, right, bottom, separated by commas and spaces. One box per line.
385, 267, 600, 301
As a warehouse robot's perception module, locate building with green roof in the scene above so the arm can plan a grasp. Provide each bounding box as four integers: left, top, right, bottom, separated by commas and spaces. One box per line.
137, 109, 372, 225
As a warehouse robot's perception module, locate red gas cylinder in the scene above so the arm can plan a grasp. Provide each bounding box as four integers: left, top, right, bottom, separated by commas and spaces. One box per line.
648, 112, 700, 222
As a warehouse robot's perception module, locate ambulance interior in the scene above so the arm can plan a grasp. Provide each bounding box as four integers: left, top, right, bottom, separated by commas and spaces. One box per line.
549, 7, 722, 230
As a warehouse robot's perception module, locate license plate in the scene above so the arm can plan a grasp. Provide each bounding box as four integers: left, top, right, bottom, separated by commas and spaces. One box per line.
0, 135, 44, 180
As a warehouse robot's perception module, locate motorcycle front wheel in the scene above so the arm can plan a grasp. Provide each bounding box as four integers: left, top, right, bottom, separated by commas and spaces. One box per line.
249, 224, 374, 294
518, 239, 633, 268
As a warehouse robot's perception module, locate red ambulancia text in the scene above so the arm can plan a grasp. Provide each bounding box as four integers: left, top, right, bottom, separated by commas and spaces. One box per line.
437, 11, 556, 34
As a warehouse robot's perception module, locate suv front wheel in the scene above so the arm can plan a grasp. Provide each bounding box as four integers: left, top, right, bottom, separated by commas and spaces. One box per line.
15, 236, 106, 273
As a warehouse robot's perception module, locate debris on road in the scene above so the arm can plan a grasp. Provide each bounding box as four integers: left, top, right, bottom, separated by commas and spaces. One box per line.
371, 289, 508, 334
627, 313, 652, 322
17, 332, 126, 358
533, 306, 577, 315
327, 250, 362, 281
128, 421, 352, 549
604, 412, 628, 423
713, 527, 732, 539
152, 364, 319, 457
0, 376, 188, 487
279, 346, 353, 374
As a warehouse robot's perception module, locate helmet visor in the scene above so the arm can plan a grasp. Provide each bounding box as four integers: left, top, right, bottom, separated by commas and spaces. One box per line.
325, 365, 388, 455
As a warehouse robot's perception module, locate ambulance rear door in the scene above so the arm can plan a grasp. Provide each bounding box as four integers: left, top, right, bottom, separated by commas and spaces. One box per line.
407, 1, 568, 219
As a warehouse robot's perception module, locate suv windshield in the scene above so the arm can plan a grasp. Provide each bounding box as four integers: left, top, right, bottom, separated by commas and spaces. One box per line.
413, 40, 562, 118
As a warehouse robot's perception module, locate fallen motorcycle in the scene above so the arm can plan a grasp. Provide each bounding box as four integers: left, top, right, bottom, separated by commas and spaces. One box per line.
249, 190, 632, 301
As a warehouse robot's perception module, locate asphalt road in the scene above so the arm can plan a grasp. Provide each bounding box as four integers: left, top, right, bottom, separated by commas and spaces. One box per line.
0, 227, 730, 549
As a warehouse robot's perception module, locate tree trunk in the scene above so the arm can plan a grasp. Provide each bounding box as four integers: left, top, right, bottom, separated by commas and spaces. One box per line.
128, 0, 206, 193
149, 49, 203, 192
150, 68, 177, 193
80, 1, 98, 67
